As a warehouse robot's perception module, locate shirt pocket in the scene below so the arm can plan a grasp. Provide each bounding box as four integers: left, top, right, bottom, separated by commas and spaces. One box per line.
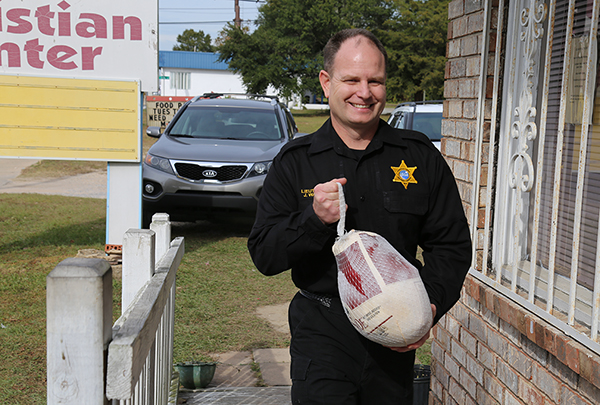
382, 191, 429, 216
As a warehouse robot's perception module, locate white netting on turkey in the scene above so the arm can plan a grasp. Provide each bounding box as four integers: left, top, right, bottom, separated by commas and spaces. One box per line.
332, 182, 432, 347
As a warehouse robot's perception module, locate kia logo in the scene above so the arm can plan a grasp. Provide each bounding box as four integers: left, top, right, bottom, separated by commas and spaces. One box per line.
203, 169, 218, 178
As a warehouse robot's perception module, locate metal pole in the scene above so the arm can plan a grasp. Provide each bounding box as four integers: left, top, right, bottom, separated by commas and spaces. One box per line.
234, 0, 242, 28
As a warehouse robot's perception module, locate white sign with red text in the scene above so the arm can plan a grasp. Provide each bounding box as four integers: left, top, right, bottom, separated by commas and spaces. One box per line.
0, 0, 158, 91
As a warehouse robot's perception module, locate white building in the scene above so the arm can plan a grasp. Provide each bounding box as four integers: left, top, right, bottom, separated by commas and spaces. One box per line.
158, 50, 276, 97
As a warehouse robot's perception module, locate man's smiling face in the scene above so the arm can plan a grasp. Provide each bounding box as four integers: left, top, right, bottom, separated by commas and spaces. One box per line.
319, 36, 386, 138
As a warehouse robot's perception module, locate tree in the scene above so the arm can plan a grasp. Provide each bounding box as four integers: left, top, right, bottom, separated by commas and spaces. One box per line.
173, 29, 214, 52
216, 0, 448, 102
381, 0, 449, 102
217, 0, 394, 97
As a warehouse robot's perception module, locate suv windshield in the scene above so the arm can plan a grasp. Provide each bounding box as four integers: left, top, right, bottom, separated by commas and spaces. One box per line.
168, 106, 283, 140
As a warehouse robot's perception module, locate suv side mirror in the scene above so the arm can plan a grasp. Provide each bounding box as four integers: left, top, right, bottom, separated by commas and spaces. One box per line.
146, 126, 162, 137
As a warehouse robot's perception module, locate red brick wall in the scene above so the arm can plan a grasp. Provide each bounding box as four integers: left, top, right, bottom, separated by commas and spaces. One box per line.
437, 1, 600, 404
444, 0, 498, 271
430, 276, 600, 404
442, 0, 485, 247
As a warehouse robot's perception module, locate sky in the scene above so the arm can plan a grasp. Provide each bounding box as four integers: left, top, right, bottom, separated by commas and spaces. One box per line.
158, 0, 263, 51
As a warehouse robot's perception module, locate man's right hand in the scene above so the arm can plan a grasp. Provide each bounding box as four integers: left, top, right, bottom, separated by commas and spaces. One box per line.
313, 178, 348, 225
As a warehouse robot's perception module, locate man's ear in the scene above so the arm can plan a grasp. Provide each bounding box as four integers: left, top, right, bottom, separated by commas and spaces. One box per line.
319, 70, 331, 98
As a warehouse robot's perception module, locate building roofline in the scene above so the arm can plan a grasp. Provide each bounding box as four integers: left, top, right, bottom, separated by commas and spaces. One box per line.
159, 50, 229, 71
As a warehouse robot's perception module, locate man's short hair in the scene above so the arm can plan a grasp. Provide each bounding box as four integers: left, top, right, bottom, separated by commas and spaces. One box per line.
323, 28, 388, 73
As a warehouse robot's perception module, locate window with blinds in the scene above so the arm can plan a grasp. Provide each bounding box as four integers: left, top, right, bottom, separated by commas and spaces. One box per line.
537, 0, 598, 289
170, 71, 191, 90
494, 0, 600, 342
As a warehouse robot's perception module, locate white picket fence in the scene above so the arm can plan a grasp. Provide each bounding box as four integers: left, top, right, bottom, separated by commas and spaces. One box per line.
46, 214, 184, 405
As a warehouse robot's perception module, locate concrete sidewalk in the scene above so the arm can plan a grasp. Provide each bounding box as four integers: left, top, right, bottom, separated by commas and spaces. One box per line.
0, 158, 107, 199
0, 170, 107, 199
179, 387, 291, 405
0, 158, 39, 187
178, 303, 293, 404
178, 348, 292, 404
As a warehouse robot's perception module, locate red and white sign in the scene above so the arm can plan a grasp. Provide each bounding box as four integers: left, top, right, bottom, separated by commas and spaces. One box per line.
0, 0, 158, 91
146, 95, 193, 128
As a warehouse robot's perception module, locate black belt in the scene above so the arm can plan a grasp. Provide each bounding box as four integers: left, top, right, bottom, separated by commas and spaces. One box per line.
300, 290, 334, 308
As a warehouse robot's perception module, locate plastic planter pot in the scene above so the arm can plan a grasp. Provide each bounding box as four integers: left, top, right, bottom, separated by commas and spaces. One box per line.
175, 361, 217, 389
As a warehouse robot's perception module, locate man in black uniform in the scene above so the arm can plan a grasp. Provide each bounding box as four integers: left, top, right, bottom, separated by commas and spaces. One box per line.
248, 29, 472, 404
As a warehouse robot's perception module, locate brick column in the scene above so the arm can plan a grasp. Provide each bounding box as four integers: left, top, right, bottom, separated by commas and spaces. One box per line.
444, 0, 494, 270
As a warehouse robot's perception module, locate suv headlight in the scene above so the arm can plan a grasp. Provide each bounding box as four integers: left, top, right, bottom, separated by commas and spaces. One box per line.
144, 153, 175, 175
248, 161, 272, 178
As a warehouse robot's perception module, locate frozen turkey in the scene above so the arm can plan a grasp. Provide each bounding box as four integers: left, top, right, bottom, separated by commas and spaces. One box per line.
332, 183, 432, 347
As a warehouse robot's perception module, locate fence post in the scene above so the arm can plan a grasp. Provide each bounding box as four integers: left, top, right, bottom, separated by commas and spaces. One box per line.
122, 229, 155, 311
149, 212, 171, 402
150, 213, 171, 265
47, 258, 112, 405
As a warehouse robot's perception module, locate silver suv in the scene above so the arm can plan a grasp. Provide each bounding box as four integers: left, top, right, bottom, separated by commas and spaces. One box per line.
387, 101, 443, 149
142, 93, 302, 226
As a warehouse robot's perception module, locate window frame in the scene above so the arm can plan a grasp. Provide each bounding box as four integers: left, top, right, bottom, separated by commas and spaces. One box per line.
491, 0, 600, 351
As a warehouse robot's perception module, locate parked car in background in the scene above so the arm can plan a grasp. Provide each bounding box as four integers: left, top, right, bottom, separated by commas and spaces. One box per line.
142, 93, 303, 226
387, 101, 443, 150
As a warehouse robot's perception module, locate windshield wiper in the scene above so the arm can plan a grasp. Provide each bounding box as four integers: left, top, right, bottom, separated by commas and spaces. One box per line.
169, 133, 195, 138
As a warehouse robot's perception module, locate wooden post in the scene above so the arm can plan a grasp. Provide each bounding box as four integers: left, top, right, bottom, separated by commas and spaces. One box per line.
122, 229, 155, 311
150, 213, 171, 265
46, 258, 112, 405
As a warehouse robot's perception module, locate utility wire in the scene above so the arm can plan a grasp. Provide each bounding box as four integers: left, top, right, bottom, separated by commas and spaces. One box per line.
159, 20, 257, 24
161, 7, 260, 10
160, 21, 231, 24
160, 0, 264, 9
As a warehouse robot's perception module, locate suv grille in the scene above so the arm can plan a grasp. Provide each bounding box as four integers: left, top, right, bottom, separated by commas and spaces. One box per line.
174, 163, 247, 181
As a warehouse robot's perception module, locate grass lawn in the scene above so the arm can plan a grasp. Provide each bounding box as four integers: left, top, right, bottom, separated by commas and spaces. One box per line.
0, 106, 430, 403
291, 108, 330, 133
0, 194, 107, 404
0, 195, 298, 404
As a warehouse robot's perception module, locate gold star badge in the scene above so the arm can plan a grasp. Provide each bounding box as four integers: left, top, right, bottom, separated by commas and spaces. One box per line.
391, 160, 418, 189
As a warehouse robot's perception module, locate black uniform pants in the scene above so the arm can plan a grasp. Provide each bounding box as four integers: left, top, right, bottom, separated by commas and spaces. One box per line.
289, 292, 415, 405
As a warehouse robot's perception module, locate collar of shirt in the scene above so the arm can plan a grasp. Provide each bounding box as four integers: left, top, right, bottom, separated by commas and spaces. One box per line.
307, 119, 409, 158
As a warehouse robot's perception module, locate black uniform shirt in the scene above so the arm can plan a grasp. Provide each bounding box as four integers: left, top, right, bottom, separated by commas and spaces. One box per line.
248, 119, 472, 323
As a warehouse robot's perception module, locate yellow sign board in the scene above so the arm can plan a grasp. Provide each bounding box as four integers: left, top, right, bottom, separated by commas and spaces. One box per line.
0, 75, 140, 162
